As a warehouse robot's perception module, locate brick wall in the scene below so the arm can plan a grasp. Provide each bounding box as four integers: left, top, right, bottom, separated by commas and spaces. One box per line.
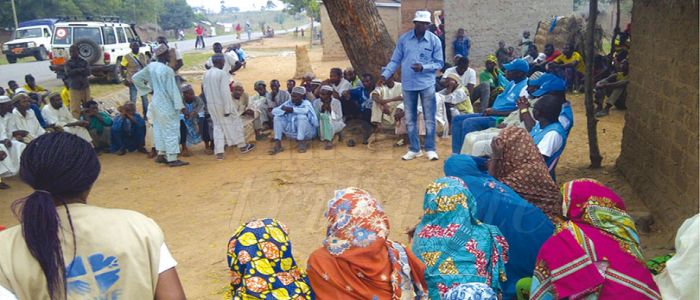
400, 0, 444, 33
321, 3, 401, 60
617, 0, 699, 229
445, 0, 572, 66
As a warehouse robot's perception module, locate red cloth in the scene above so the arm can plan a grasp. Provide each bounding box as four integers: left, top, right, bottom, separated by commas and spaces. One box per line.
0, 226, 5, 231
545, 50, 561, 62
195, 26, 203, 36
235, 24, 241, 31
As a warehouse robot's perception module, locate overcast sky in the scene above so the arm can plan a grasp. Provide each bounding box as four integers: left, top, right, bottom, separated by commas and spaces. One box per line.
186, 0, 284, 13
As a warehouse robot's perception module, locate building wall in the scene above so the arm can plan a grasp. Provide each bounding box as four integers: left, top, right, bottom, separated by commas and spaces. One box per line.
617, 0, 699, 229
400, 0, 444, 34
321, 3, 401, 60
445, 1, 572, 66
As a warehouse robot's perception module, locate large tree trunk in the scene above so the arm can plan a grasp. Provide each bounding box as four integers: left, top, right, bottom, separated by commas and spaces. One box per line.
322, 0, 395, 79
585, 0, 603, 168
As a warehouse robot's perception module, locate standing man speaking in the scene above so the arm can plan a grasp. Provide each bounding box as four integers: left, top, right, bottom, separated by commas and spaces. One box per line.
380, 11, 443, 161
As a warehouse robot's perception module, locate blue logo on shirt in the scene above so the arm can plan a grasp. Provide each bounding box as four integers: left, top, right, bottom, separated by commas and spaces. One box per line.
66, 253, 121, 298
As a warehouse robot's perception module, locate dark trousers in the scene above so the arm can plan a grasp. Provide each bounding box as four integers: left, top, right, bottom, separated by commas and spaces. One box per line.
471, 83, 492, 112
342, 99, 372, 142
179, 120, 187, 146
195, 36, 205, 48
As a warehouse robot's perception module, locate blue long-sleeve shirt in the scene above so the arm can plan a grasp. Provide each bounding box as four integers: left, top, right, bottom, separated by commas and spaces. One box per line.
381, 30, 444, 92
453, 37, 471, 58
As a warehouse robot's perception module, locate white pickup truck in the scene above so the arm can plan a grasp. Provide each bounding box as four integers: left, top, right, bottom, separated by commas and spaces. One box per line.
1, 19, 56, 63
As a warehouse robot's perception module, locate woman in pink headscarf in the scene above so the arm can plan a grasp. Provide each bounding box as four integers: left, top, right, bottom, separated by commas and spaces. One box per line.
529, 179, 661, 299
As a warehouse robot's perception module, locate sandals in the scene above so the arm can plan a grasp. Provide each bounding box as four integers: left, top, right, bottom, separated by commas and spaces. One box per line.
167, 160, 190, 167
268, 144, 284, 155
297, 140, 308, 153
324, 141, 333, 150
155, 155, 167, 164
239, 144, 256, 154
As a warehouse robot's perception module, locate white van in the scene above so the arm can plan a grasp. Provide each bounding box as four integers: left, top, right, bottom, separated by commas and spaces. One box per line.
49, 17, 151, 83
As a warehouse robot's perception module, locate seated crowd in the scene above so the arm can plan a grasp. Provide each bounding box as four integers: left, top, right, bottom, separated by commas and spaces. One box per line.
2, 23, 676, 300
1, 131, 685, 300
0, 37, 632, 191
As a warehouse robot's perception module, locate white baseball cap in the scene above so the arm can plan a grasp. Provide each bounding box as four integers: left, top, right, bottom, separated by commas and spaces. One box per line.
413, 11, 432, 23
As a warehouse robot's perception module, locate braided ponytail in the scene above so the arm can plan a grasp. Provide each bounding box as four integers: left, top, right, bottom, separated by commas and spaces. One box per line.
12, 132, 100, 299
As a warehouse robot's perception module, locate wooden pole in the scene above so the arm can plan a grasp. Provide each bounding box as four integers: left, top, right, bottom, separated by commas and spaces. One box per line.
585, 0, 603, 168
608, 0, 621, 58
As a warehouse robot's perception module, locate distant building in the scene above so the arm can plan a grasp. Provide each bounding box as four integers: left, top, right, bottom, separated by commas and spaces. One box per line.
444, 1, 572, 65
320, 0, 401, 60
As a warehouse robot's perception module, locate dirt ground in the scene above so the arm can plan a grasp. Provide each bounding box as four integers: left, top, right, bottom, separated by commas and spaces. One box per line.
0, 35, 675, 299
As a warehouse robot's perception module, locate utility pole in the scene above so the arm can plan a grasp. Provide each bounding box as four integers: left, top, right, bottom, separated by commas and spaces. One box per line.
11, 0, 18, 29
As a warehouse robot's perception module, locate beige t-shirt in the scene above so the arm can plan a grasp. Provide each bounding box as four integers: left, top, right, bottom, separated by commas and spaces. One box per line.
0, 204, 165, 299
370, 82, 403, 125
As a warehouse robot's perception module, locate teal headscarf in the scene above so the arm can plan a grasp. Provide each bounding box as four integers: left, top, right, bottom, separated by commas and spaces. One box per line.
412, 177, 508, 299
443, 155, 554, 300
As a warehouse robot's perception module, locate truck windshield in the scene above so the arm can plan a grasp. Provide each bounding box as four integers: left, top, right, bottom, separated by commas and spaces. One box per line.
14, 28, 42, 39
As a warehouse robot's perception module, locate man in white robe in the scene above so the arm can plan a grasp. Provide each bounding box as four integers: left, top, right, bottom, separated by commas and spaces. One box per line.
9, 94, 45, 143
0, 96, 25, 189
132, 44, 189, 167
202, 54, 255, 160
41, 93, 93, 143
230, 82, 262, 142
312, 85, 344, 150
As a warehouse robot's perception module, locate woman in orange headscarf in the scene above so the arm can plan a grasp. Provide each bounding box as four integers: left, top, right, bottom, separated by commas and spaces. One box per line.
307, 188, 428, 300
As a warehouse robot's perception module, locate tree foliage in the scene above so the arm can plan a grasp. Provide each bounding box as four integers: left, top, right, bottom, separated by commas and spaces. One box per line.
280, 0, 320, 20
159, 0, 196, 31
0, 0, 193, 30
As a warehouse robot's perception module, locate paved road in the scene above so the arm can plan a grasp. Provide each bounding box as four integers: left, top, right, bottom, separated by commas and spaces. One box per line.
0, 24, 311, 89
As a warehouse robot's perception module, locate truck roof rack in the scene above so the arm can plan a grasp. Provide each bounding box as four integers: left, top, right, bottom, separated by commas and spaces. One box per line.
56, 16, 122, 23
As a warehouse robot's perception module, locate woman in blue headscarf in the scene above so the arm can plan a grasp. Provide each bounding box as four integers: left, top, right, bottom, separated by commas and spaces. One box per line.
444, 154, 554, 300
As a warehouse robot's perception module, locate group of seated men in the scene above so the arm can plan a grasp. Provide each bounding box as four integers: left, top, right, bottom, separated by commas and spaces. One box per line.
0, 83, 145, 189
189, 64, 482, 156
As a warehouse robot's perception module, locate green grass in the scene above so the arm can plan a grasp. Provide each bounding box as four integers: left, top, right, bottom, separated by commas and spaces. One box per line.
0, 55, 35, 66
89, 81, 125, 99
181, 52, 212, 70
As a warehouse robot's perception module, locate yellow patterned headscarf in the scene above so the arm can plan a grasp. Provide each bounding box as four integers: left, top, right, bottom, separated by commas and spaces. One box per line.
486, 54, 498, 65
226, 218, 314, 299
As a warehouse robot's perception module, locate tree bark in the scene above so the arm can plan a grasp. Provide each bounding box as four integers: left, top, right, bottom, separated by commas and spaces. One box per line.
322, 0, 395, 79
585, 0, 603, 168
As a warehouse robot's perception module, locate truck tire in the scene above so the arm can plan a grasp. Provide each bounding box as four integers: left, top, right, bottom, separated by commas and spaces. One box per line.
6, 55, 17, 64
34, 46, 48, 61
74, 38, 102, 64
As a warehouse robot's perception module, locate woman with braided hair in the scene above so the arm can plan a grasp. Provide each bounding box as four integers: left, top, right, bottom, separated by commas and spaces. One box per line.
0, 132, 186, 299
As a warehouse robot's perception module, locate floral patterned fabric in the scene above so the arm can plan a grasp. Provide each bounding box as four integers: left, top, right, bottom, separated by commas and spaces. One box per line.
530, 179, 661, 300
226, 218, 314, 300
412, 177, 508, 300
307, 188, 427, 300
444, 154, 554, 299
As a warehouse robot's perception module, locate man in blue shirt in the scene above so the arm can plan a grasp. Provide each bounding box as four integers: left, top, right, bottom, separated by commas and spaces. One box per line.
453, 28, 471, 58
451, 59, 529, 154
343, 73, 375, 144
381, 10, 444, 161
